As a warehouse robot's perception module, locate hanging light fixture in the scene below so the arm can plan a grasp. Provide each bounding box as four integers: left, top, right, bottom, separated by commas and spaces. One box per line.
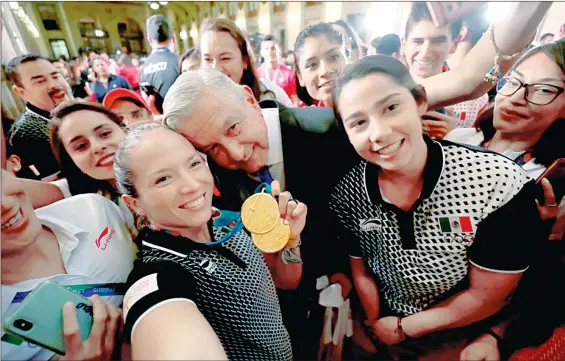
159, 1, 168, 5
149, 2, 159, 10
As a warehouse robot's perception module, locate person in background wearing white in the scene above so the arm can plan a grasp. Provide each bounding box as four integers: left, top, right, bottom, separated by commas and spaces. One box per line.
199, 18, 292, 106
1, 170, 134, 360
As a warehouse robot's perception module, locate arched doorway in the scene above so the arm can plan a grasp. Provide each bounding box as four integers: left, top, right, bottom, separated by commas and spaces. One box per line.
117, 17, 145, 54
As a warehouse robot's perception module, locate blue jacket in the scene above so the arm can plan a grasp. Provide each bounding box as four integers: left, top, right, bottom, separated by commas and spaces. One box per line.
92, 74, 132, 103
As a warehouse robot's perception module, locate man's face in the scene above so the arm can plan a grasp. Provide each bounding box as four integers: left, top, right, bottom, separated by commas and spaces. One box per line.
403, 20, 453, 78
111, 99, 152, 125
13, 59, 72, 112
170, 86, 269, 174
93, 59, 108, 76
260, 40, 280, 66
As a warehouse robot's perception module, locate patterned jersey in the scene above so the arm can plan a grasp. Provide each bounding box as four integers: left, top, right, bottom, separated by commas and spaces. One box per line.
8, 105, 60, 180
123, 209, 292, 361
329, 136, 544, 316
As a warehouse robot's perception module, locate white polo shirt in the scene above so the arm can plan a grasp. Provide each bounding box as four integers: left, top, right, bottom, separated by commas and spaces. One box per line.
51, 179, 137, 238
2, 194, 136, 361
445, 128, 546, 180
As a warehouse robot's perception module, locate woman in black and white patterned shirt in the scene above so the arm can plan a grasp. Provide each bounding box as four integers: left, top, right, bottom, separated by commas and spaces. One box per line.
114, 122, 307, 361
329, 55, 547, 359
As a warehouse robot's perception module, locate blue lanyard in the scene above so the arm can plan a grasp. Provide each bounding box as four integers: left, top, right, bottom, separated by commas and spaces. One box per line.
255, 167, 273, 184
11, 283, 124, 305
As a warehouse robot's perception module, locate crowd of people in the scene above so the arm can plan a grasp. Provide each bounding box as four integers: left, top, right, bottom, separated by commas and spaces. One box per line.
2, 2, 565, 361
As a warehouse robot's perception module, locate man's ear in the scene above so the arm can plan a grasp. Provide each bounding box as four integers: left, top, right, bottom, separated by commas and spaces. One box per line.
241, 85, 262, 113
12, 84, 24, 98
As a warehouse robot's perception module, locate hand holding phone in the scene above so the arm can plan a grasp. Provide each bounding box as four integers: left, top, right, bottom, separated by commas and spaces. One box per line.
536, 159, 565, 241
60, 295, 121, 360
421, 110, 457, 139
3, 281, 121, 358
140, 83, 164, 115
536, 159, 565, 205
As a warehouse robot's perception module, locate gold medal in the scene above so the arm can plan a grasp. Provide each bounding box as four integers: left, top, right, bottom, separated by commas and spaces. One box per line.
251, 218, 290, 253
241, 192, 279, 234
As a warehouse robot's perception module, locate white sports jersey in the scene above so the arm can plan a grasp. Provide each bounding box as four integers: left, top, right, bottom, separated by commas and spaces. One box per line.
445, 128, 546, 180
50, 179, 137, 238
2, 194, 136, 361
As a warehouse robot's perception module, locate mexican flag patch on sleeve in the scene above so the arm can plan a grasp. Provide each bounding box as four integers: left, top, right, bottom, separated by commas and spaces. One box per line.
439, 216, 474, 233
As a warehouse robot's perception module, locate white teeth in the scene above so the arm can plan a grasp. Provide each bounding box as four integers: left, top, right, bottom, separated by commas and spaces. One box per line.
414, 59, 433, 68
374, 140, 402, 155
182, 195, 205, 209
98, 155, 114, 166
1, 210, 22, 230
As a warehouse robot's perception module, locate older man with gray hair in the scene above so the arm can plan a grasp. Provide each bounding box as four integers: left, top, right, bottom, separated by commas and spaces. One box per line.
163, 67, 357, 359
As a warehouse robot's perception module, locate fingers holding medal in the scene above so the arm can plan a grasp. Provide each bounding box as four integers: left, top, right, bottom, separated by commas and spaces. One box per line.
241, 181, 307, 253
271, 181, 307, 243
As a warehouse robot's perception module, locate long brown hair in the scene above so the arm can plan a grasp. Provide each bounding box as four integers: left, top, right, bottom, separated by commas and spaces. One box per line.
49, 100, 125, 197
199, 18, 263, 101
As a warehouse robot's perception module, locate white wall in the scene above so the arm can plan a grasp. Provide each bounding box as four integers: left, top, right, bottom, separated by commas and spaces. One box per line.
538, 2, 565, 42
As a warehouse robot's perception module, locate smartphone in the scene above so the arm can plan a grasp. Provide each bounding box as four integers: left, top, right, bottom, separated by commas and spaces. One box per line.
2, 281, 93, 355
139, 82, 164, 114
536, 158, 565, 205
426, 2, 487, 28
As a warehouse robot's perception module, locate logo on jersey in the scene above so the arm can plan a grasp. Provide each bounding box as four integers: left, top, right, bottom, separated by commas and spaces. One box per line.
359, 217, 381, 232
199, 259, 217, 274
143, 62, 167, 74
95, 226, 116, 250
438, 216, 475, 246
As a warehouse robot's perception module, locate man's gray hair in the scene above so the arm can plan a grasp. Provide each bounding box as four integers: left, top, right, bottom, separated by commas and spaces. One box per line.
163, 67, 246, 132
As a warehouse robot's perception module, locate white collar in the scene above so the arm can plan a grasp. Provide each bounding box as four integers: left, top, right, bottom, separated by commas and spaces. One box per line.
35, 212, 89, 265
261, 108, 284, 166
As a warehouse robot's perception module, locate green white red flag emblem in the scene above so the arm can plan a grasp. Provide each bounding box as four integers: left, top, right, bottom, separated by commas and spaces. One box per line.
439, 216, 474, 233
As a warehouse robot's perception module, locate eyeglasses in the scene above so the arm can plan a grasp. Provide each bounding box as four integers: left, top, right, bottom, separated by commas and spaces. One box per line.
496, 76, 565, 105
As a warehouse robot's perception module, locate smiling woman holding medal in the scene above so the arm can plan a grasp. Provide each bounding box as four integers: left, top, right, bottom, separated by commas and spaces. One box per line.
114, 122, 306, 361
328, 55, 547, 359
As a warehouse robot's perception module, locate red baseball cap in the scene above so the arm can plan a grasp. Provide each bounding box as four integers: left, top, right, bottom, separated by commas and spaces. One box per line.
102, 88, 152, 114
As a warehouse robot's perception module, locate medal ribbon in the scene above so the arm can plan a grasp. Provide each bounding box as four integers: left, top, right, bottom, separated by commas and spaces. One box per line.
255, 167, 274, 184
